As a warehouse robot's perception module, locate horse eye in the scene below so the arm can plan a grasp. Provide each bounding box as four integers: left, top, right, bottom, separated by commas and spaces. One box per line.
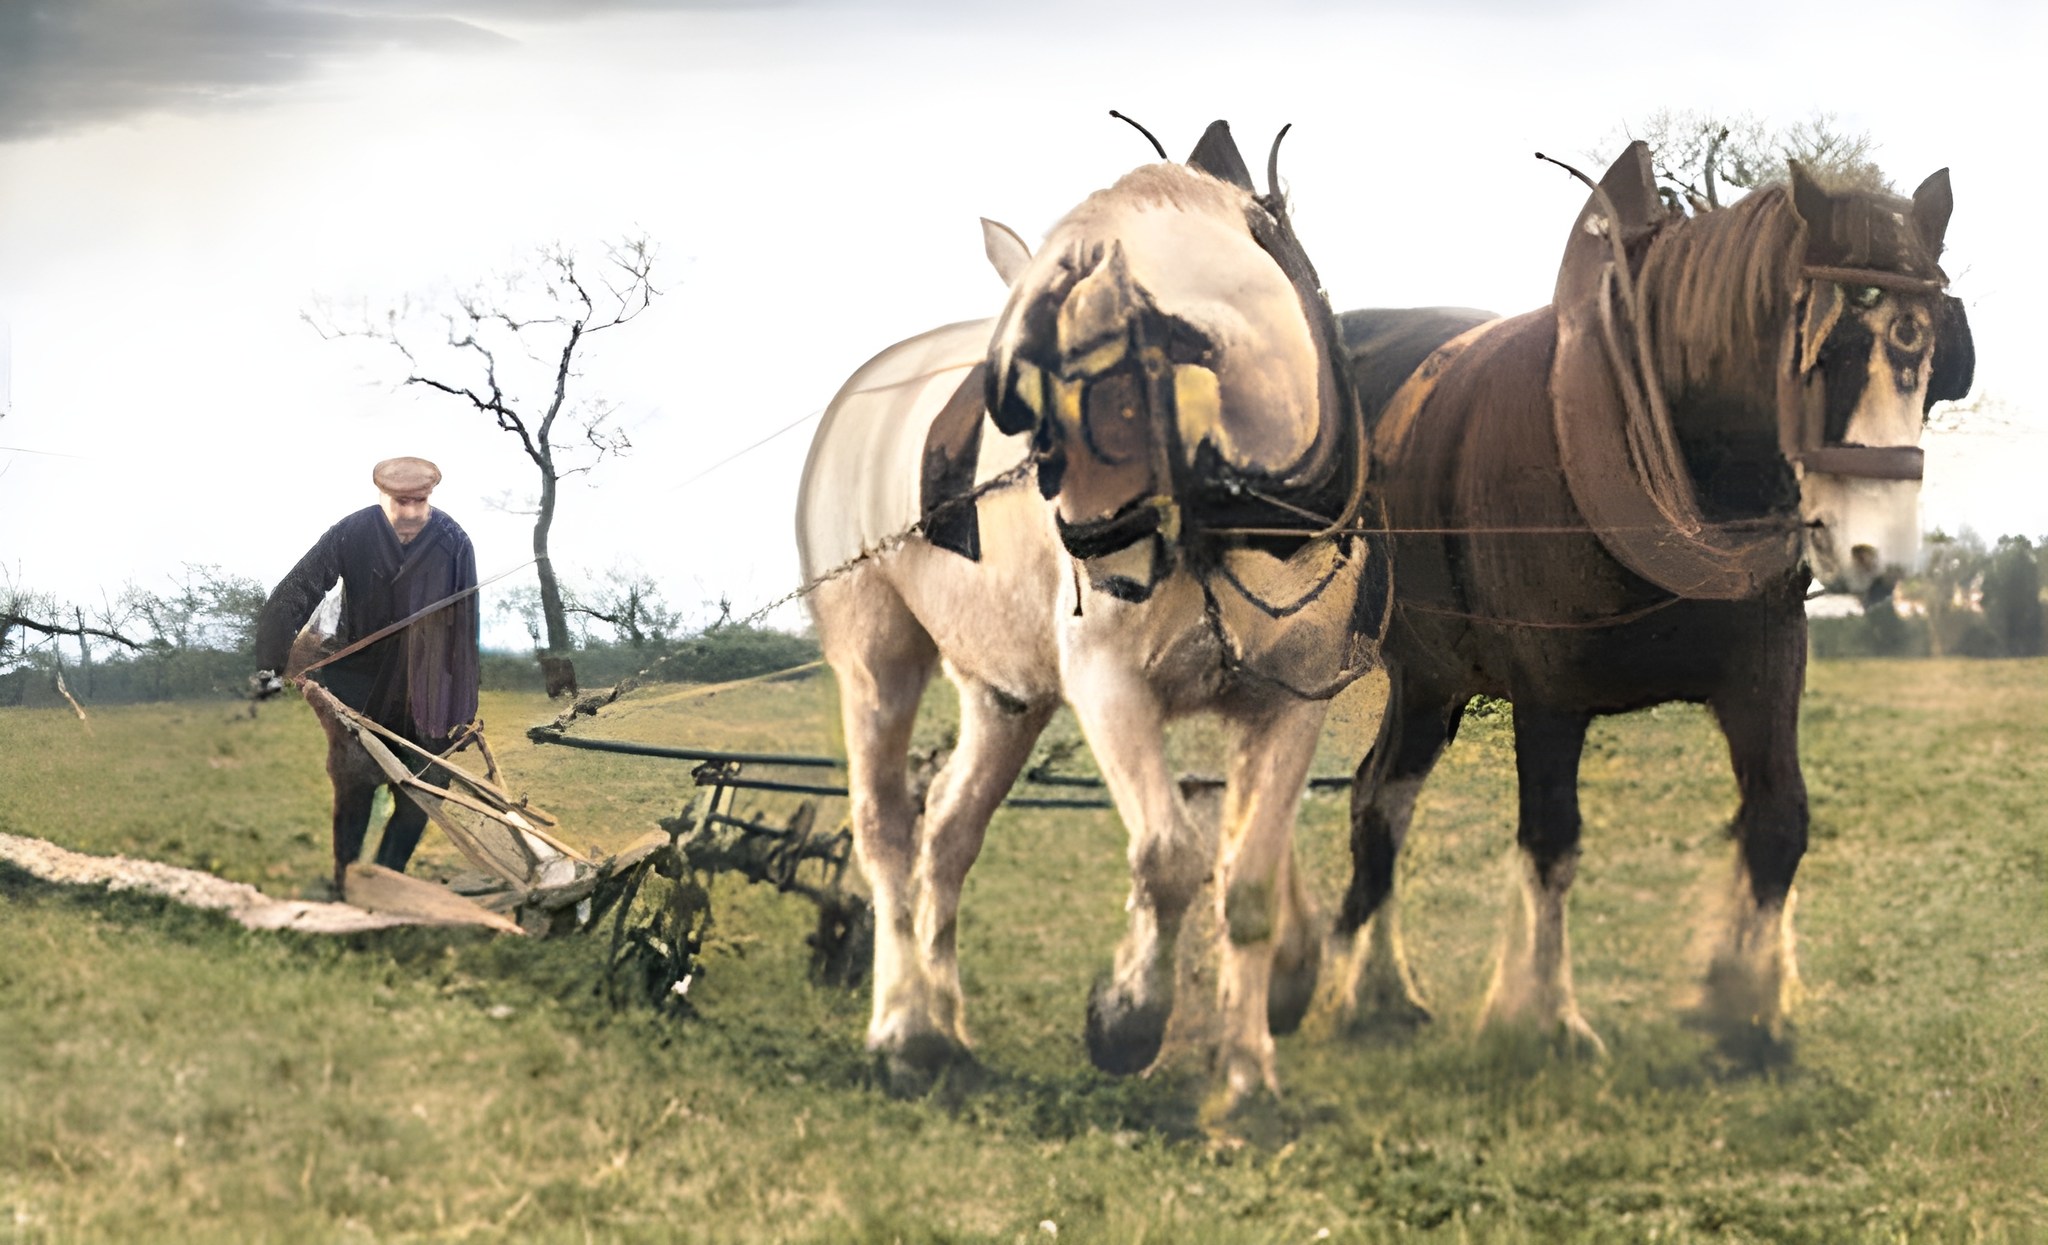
1081, 372, 1148, 464
1850, 285, 1884, 309
1890, 315, 1924, 351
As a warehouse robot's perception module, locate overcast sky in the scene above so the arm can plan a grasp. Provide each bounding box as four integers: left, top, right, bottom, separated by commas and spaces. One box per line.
1, 0, 2041, 648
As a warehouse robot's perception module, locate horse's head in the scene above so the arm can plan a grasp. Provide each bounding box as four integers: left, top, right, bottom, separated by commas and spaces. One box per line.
1595, 148, 1975, 603
984, 122, 1350, 598
1784, 165, 1974, 597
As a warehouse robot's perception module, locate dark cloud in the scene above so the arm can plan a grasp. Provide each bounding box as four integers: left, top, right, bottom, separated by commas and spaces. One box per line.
0, 0, 721, 142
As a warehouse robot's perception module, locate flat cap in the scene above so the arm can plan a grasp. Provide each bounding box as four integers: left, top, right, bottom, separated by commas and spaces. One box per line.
372, 456, 442, 494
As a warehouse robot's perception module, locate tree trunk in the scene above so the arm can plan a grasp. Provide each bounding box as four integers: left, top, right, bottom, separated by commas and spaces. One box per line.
75, 606, 93, 699
532, 468, 575, 657
1703, 127, 1726, 210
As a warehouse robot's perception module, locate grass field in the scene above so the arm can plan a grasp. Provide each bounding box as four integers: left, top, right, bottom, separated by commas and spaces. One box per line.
1, 660, 2043, 1242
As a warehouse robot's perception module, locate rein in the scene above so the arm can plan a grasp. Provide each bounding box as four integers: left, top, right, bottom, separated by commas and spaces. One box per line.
1397, 594, 1683, 632
293, 559, 535, 683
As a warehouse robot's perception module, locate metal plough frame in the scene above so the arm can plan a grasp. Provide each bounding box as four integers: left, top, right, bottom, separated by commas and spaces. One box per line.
300, 680, 873, 1005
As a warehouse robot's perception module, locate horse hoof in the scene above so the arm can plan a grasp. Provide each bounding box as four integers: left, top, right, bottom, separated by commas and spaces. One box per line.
1198, 1041, 1282, 1135
1698, 954, 1798, 1042
1085, 975, 1170, 1076
872, 1031, 971, 1098
1198, 1077, 1291, 1145
1690, 1012, 1797, 1069
1266, 935, 1324, 1037
1339, 991, 1434, 1040
1687, 973, 1798, 1069
1478, 999, 1606, 1059
1557, 1012, 1609, 1060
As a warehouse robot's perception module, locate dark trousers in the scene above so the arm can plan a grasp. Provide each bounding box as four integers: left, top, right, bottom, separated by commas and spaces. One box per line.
310, 669, 452, 886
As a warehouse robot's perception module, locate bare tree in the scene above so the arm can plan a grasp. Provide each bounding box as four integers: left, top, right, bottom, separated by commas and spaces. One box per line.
1, 571, 144, 678
1604, 109, 1890, 216
1777, 114, 1888, 193
568, 565, 682, 649
495, 563, 682, 651
124, 564, 267, 653
308, 236, 661, 681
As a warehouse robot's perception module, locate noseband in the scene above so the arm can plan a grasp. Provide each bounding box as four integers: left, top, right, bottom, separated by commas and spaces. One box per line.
1784, 264, 1948, 483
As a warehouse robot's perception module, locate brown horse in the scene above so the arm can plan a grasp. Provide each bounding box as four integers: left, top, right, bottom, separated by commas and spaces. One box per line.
1332, 144, 1973, 1049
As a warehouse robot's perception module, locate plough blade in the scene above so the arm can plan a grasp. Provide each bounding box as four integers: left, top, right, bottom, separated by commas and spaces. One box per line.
341, 863, 524, 933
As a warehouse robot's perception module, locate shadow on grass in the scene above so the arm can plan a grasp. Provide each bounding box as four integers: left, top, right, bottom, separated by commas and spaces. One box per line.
922, 1052, 1211, 1140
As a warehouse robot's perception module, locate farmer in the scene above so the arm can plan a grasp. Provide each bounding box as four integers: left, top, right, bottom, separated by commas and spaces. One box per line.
252, 456, 480, 892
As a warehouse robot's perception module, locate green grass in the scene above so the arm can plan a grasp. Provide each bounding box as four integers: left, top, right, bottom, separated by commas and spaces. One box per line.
1, 661, 2044, 1242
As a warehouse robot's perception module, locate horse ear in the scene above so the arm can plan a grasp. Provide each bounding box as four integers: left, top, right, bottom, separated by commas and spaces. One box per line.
1788, 160, 1831, 231
1186, 120, 1256, 192
1911, 168, 1954, 258
1926, 293, 1974, 412
981, 218, 1032, 288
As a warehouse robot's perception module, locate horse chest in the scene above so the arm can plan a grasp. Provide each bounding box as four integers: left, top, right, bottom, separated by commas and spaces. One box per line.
1058, 573, 1232, 713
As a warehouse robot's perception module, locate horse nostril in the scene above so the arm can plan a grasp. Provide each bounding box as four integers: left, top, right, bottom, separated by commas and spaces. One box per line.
1850, 544, 1880, 574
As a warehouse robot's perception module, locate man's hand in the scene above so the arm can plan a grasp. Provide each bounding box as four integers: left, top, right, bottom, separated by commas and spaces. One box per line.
250, 670, 286, 701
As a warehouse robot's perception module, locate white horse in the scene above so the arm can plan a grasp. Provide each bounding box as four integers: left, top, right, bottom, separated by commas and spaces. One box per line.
796, 121, 1388, 1103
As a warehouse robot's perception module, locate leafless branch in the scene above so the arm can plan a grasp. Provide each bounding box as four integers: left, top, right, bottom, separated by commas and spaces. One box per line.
0, 613, 145, 649
481, 488, 542, 516
1601, 108, 1886, 217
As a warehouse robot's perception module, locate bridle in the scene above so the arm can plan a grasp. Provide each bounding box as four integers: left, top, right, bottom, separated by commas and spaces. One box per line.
1002, 280, 1220, 602
1782, 264, 1948, 483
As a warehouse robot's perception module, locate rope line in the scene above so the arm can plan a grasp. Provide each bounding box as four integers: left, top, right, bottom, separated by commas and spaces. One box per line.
666, 407, 823, 491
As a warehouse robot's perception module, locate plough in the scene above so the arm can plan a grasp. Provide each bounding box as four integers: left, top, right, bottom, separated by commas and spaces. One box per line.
300, 681, 872, 1006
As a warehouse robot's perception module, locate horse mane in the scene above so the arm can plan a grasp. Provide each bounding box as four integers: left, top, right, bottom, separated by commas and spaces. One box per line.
1637, 185, 1805, 404
1053, 164, 1250, 236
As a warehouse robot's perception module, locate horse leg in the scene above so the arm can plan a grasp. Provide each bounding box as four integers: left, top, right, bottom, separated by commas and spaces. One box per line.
1066, 657, 1207, 1077
1702, 635, 1807, 1041
1211, 696, 1328, 1103
1481, 703, 1605, 1054
816, 580, 945, 1083
913, 671, 1055, 1050
1335, 673, 1463, 1031
1264, 830, 1321, 1039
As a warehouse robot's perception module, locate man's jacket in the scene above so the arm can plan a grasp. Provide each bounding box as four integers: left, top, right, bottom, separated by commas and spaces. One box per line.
255, 506, 480, 741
